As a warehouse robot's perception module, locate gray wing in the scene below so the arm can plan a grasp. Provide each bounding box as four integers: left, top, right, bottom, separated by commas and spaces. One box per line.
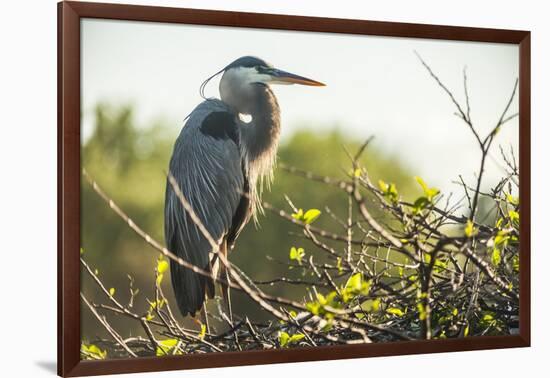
164, 100, 246, 317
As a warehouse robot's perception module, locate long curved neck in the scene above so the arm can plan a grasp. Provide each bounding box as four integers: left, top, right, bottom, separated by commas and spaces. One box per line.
237, 85, 280, 218
241, 85, 281, 161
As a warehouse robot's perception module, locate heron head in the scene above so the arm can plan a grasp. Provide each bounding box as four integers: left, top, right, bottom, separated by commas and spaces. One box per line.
214, 56, 324, 112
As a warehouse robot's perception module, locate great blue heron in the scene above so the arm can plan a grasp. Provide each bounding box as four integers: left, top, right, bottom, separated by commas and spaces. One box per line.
164, 56, 324, 324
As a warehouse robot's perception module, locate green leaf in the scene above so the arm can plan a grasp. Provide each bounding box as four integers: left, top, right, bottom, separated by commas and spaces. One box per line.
345, 273, 363, 292
379, 180, 399, 203
289, 247, 305, 264
412, 197, 430, 215
372, 298, 381, 312
81, 343, 107, 359
464, 220, 478, 237
149, 298, 165, 310
278, 331, 290, 347
306, 291, 340, 317
156, 339, 181, 356
87, 345, 105, 357
291, 208, 321, 224
512, 255, 520, 272
157, 260, 169, 274
109, 287, 115, 296
279, 331, 304, 347
387, 307, 405, 317
306, 301, 321, 315
434, 259, 448, 273
336, 257, 343, 274
378, 179, 388, 192
415, 176, 429, 193
508, 210, 520, 225
415, 176, 440, 201
289, 333, 305, 344
316, 292, 327, 305
426, 188, 440, 201
291, 208, 304, 221
491, 248, 502, 266
342, 273, 371, 302
303, 209, 321, 224
361, 298, 381, 313
198, 323, 207, 340
494, 232, 510, 247
506, 193, 519, 206
147, 298, 166, 320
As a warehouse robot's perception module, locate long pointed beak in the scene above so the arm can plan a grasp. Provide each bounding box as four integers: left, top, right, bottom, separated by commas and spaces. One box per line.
270, 68, 325, 86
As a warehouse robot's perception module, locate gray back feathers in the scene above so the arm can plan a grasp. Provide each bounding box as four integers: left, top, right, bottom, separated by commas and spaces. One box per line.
165, 86, 280, 317
165, 100, 245, 316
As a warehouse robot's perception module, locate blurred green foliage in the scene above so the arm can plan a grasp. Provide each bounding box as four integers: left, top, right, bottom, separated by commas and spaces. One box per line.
81, 104, 417, 340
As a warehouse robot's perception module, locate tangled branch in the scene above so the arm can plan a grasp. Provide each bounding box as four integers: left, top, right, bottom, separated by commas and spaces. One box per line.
80, 55, 520, 359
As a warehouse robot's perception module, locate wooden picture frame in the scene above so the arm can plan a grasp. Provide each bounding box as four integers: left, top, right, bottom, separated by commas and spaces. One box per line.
58, 1, 531, 376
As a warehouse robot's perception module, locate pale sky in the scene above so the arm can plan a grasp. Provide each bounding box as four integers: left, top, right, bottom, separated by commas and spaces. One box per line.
81, 18, 519, 197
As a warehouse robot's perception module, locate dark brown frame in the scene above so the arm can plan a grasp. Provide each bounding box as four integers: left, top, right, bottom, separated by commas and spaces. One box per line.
58, 1, 531, 376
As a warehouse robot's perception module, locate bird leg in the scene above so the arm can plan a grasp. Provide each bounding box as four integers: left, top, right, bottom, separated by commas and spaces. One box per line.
200, 302, 211, 334
223, 274, 233, 325
219, 239, 240, 347
219, 240, 234, 325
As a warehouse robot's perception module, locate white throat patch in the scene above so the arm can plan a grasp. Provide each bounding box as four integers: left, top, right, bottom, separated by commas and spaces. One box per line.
239, 113, 253, 123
